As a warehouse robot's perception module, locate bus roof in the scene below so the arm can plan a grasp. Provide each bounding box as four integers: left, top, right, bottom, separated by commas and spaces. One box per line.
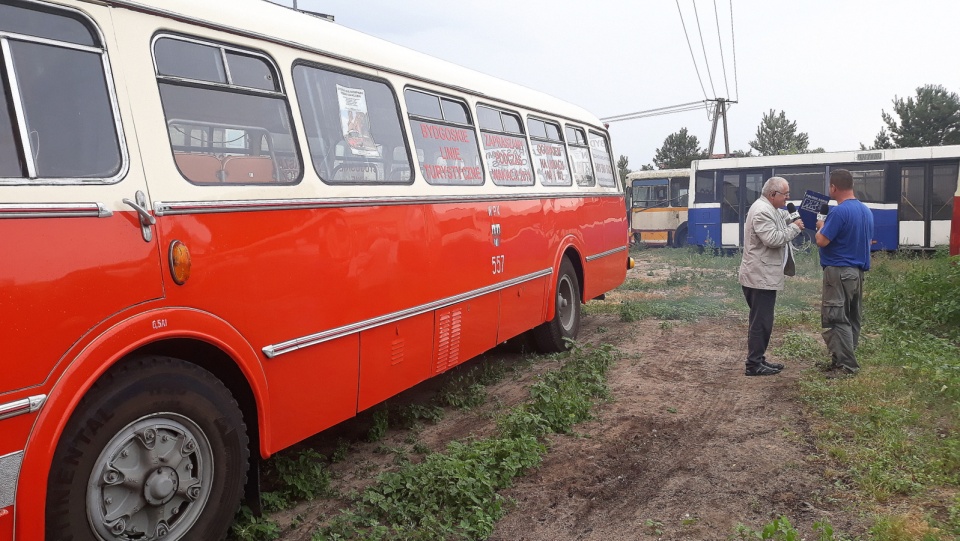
625, 168, 691, 181
692, 145, 960, 171
104, 0, 603, 129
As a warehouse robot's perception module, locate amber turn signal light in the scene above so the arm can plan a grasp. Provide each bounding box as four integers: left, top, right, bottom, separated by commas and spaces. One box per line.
169, 240, 191, 285
627, 257, 635, 270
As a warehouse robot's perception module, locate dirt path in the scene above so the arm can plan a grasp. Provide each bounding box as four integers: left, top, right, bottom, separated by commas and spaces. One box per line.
490, 315, 850, 540
272, 262, 867, 540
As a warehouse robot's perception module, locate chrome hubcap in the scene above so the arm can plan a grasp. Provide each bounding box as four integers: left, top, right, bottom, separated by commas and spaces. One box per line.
557, 275, 575, 331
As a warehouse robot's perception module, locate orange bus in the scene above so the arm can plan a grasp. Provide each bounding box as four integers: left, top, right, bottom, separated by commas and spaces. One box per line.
0, 0, 629, 539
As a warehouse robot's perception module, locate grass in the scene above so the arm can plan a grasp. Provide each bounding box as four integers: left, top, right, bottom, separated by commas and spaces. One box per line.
797, 250, 960, 538
230, 343, 617, 541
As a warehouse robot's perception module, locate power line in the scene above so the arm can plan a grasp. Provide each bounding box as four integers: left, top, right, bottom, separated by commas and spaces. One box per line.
713, 0, 731, 99
601, 101, 710, 123
729, 0, 739, 102
692, 0, 718, 99
675, 0, 709, 101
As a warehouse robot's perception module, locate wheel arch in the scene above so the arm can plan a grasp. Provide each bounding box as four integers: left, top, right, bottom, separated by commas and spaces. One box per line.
545, 238, 585, 320
15, 308, 270, 541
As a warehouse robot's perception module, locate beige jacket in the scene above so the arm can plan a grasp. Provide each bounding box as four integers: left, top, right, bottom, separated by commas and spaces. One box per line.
738, 196, 802, 290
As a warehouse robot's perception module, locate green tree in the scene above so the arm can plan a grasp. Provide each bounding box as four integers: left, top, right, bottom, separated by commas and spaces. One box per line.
640, 163, 656, 171
617, 155, 631, 187
860, 127, 893, 150
880, 84, 960, 148
749, 109, 811, 155
653, 128, 705, 169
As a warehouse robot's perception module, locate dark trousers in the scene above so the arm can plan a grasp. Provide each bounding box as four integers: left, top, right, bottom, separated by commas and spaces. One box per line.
742, 286, 777, 367
821, 266, 864, 371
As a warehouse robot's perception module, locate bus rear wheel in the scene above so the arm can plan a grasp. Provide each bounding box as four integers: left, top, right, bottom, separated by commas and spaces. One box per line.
532, 258, 581, 353
673, 225, 688, 248
45, 356, 249, 541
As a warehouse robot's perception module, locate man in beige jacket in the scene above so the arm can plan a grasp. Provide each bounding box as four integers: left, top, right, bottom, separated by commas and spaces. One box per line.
738, 177, 804, 376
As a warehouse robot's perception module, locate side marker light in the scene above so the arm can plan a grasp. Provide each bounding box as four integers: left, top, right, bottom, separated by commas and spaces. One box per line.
169, 240, 191, 285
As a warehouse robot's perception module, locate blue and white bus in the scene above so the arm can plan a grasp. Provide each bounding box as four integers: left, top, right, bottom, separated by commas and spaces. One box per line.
686, 146, 960, 250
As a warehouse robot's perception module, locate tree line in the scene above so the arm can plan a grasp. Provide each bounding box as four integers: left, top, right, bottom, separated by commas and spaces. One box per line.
616, 83, 960, 179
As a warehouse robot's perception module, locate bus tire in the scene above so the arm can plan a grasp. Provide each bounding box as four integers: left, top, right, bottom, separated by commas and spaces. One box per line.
673, 225, 688, 248
792, 228, 815, 250
532, 258, 581, 353
45, 356, 249, 541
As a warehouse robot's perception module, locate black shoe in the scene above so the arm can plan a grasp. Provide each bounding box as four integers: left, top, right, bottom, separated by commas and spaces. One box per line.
824, 365, 858, 379
762, 360, 784, 370
745, 364, 781, 376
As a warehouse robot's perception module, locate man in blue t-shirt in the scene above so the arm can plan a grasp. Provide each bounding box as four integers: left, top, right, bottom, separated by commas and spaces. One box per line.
815, 168, 874, 376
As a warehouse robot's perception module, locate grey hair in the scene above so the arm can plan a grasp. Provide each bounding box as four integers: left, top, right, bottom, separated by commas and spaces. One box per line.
762, 176, 788, 197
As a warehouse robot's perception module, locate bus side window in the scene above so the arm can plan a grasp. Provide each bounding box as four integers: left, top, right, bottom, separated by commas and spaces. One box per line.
292, 63, 411, 185
0, 3, 122, 181
154, 36, 301, 185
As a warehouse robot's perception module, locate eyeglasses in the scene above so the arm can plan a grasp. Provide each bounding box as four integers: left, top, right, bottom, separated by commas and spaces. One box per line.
773, 191, 790, 197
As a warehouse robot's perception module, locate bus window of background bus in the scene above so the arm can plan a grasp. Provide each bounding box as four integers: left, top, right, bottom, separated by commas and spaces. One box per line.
695, 171, 717, 203
565, 125, 595, 187
841, 164, 886, 203
527, 117, 572, 187
0, 1, 122, 181
405, 88, 483, 186
154, 35, 302, 185
670, 176, 690, 206
477, 104, 533, 186
931, 164, 958, 220
292, 64, 412, 184
772, 165, 825, 199
588, 130, 617, 188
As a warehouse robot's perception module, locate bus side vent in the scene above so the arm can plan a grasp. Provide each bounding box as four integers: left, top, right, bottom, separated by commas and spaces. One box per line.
435, 309, 462, 373
390, 338, 404, 365
856, 152, 882, 161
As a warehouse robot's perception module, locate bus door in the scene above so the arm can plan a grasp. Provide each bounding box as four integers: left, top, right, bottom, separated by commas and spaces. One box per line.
0, 1, 165, 396
720, 170, 764, 246
899, 162, 958, 248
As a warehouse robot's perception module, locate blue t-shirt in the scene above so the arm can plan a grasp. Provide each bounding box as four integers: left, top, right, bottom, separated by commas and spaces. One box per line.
819, 199, 874, 270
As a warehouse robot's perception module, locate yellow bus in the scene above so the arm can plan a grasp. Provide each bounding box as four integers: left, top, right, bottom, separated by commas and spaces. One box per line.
627, 168, 690, 247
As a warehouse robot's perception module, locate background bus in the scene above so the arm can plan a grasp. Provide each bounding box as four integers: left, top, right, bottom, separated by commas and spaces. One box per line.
687, 146, 960, 251
626, 168, 690, 247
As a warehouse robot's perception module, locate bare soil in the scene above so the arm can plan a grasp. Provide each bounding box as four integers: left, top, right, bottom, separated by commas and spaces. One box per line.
271, 258, 870, 541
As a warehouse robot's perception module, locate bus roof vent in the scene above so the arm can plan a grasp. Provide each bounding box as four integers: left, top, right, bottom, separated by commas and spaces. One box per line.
856, 151, 882, 161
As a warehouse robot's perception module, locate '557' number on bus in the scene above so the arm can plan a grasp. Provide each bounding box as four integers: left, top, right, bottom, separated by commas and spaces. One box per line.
491, 255, 505, 275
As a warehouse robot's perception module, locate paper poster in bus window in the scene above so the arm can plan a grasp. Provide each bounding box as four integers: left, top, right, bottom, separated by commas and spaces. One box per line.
588, 132, 616, 187
337, 84, 380, 158
531, 141, 571, 186
481, 132, 533, 186
410, 119, 482, 185
569, 146, 594, 186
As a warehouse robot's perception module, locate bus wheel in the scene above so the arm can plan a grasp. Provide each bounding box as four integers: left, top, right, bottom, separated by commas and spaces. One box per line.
532, 258, 581, 353
673, 225, 688, 248
792, 229, 815, 251
45, 356, 249, 541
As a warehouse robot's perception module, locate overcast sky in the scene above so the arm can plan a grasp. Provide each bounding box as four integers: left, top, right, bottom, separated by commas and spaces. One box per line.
277, 0, 960, 168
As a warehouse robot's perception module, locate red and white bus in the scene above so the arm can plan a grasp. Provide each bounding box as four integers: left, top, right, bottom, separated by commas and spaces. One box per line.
0, 0, 629, 539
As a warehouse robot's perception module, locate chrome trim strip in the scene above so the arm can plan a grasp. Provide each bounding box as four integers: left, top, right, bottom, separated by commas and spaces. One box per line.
2, 37, 36, 178
0, 395, 46, 422
0, 203, 114, 219
585, 245, 628, 262
0, 30, 104, 54
0, 451, 24, 509
155, 192, 622, 216
263, 268, 552, 358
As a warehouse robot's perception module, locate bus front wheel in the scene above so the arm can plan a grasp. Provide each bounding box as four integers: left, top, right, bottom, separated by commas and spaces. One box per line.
532, 258, 581, 353
45, 356, 249, 541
